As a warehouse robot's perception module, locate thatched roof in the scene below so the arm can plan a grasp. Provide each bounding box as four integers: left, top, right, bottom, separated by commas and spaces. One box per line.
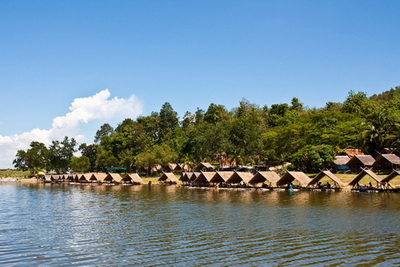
373, 154, 400, 166
44, 175, 52, 181
188, 172, 201, 182
151, 164, 162, 172
276, 171, 312, 187
379, 170, 400, 183
193, 172, 216, 184
348, 155, 375, 167
210, 171, 234, 183
194, 162, 215, 171
124, 173, 143, 184
50, 174, 63, 180
90, 173, 108, 182
333, 156, 350, 166
226, 171, 254, 184
248, 171, 280, 186
307, 170, 345, 187
104, 173, 122, 183
80, 173, 93, 181
348, 169, 382, 186
158, 172, 179, 183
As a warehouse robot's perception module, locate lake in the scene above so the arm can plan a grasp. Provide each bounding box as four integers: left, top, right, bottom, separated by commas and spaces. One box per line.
1, 183, 399, 266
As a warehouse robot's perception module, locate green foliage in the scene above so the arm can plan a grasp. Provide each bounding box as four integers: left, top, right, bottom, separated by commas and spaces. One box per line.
291, 145, 336, 172
70, 156, 91, 173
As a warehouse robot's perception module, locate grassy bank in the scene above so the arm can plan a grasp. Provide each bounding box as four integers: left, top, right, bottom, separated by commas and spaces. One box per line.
0, 169, 30, 179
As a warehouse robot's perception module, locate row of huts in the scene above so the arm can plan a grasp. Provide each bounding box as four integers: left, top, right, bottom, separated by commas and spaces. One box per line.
333, 153, 400, 173
162, 169, 400, 191
43, 173, 143, 185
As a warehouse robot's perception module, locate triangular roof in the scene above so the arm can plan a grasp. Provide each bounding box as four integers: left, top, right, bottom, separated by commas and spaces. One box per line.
44, 175, 52, 181
80, 173, 93, 181
194, 162, 215, 171
333, 156, 350, 166
348, 169, 382, 186
180, 172, 191, 182
307, 170, 345, 187
348, 155, 375, 166
226, 171, 254, 184
248, 171, 280, 186
90, 173, 108, 182
276, 171, 311, 187
104, 173, 122, 183
124, 173, 143, 184
373, 154, 400, 166
379, 170, 400, 183
193, 172, 216, 184
188, 172, 201, 182
210, 171, 234, 183
158, 172, 179, 183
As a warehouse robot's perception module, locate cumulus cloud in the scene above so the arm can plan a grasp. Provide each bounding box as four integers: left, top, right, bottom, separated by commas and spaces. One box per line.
0, 89, 143, 168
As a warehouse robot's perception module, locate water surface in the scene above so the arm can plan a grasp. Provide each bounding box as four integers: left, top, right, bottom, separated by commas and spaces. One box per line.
0, 183, 399, 266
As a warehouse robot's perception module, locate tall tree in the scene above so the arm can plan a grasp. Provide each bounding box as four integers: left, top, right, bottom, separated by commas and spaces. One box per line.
159, 102, 179, 141
94, 123, 114, 143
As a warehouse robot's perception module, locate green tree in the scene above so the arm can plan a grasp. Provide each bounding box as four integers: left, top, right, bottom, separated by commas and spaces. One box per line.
70, 156, 91, 173
48, 137, 77, 173
291, 145, 336, 172
79, 143, 98, 171
13, 141, 48, 173
159, 102, 179, 141
94, 123, 114, 143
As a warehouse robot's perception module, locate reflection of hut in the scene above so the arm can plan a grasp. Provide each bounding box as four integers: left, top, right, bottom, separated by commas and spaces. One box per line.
158, 173, 179, 184
210, 171, 234, 184
380, 170, 400, 188
276, 172, 311, 187
123, 173, 143, 185
103, 173, 122, 183
89, 173, 107, 183
248, 171, 280, 187
348, 169, 382, 188
194, 162, 215, 171
347, 155, 375, 172
333, 156, 350, 172
307, 170, 345, 188
193, 172, 215, 185
226, 172, 254, 185
373, 154, 400, 173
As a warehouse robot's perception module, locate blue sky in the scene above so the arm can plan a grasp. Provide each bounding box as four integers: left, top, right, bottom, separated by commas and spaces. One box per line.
0, 0, 400, 168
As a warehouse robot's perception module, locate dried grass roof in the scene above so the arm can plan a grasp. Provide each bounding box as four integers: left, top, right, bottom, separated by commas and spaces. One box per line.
379, 170, 400, 183
373, 154, 400, 166
124, 173, 143, 184
193, 172, 216, 184
90, 173, 108, 182
158, 172, 179, 182
276, 171, 312, 187
210, 171, 234, 183
307, 170, 345, 187
104, 173, 122, 183
226, 172, 254, 184
248, 171, 280, 186
333, 156, 350, 165
348, 169, 382, 186
348, 155, 375, 166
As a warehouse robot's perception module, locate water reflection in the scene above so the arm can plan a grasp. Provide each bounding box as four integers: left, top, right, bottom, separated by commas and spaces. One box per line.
1, 183, 400, 266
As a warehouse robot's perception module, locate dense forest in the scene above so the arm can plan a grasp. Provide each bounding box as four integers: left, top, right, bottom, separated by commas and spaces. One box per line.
13, 87, 400, 174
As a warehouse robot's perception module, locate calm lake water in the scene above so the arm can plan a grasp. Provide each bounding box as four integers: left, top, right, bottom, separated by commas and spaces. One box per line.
1, 183, 400, 266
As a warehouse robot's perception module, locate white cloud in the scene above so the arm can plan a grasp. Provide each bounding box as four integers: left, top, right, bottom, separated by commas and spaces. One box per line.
0, 89, 143, 168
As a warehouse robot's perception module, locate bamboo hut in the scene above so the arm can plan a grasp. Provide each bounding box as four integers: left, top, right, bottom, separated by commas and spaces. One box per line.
348, 169, 382, 188
333, 156, 350, 172
194, 162, 215, 171
158, 173, 179, 184
377, 170, 400, 188
188, 172, 201, 183
307, 170, 345, 189
210, 171, 234, 184
226, 171, 254, 185
373, 154, 400, 173
347, 155, 375, 172
104, 173, 122, 184
89, 173, 108, 183
79, 173, 92, 183
123, 173, 143, 185
180, 172, 191, 183
276, 171, 312, 187
248, 171, 280, 187
193, 172, 216, 186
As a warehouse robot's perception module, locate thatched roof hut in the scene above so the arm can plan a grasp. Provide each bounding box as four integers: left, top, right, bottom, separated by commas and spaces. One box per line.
44, 175, 52, 182
188, 172, 201, 182
180, 172, 191, 182
79, 173, 93, 182
194, 162, 215, 171
89, 173, 107, 183
123, 173, 143, 184
307, 170, 345, 188
193, 172, 216, 184
103, 173, 122, 183
373, 154, 400, 172
210, 171, 234, 183
276, 171, 311, 187
347, 155, 375, 172
226, 171, 254, 184
158, 173, 179, 183
380, 170, 400, 186
248, 171, 280, 186
348, 169, 382, 187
